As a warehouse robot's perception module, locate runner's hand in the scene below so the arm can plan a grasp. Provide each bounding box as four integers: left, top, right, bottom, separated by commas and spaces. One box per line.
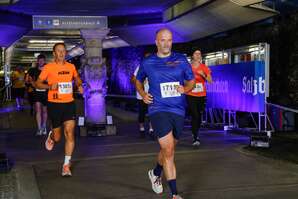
143, 93, 153, 104
31, 81, 36, 87
27, 76, 33, 83
197, 70, 206, 78
50, 83, 58, 90
176, 85, 184, 94
78, 85, 84, 94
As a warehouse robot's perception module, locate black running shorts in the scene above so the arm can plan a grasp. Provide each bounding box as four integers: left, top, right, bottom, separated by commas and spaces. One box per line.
33, 91, 48, 106
47, 101, 76, 128
149, 112, 184, 140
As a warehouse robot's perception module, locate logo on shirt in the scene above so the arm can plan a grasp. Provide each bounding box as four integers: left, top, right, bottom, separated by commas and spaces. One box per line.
58, 71, 70, 75
166, 61, 181, 67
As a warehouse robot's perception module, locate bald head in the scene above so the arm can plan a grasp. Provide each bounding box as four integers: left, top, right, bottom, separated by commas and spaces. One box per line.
155, 28, 173, 58
156, 28, 172, 38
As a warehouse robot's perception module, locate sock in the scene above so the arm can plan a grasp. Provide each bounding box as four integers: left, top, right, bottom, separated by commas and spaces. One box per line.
153, 163, 163, 177
149, 128, 154, 132
140, 127, 145, 131
64, 156, 71, 165
38, 124, 42, 131
168, 179, 178, 196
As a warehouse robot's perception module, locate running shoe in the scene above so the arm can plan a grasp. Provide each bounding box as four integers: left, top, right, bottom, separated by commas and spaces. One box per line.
36, 129, 42, 136
172, 194, 183, 199
42, 127, 47, 135
62, 164, 72, 177
45, 130, 54, 151
148, 130, 155, 140
192, 139, 201, 146
148, 169, 163, 194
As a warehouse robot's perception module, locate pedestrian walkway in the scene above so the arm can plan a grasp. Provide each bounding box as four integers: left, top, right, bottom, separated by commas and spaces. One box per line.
0, 170, 17, 199
1, 103, 298, 198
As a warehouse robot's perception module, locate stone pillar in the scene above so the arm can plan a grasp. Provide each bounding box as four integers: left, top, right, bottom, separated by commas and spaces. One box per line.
80, 28, 109, 124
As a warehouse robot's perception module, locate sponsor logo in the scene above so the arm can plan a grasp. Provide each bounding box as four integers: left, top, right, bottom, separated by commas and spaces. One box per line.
206, 79, 228, 93
166, 61, 181, 67
242, 76, 265, 96
58, 71, 70, 75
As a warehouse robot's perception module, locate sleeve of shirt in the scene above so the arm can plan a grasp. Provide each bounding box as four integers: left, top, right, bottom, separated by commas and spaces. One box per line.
203, 64, 211, 76
38, 65, 49, 81
72, 64, 78, 78
182, 57, 194, 81
136, 61, 146, 82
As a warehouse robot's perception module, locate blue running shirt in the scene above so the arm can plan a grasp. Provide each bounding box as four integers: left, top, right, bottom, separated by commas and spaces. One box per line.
136, 52, 194, 116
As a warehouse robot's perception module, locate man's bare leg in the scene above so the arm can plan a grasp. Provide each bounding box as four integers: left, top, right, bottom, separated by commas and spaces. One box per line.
158, 132, 176, 180
63, 120, 75, 157
61, 120, 75, 177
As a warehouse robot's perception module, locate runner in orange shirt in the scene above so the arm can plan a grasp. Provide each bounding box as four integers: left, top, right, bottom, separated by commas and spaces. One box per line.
186, 50, 212, 146
36, 43, 83, 177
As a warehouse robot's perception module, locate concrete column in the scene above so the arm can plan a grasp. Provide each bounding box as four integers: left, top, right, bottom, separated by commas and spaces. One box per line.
80, 28, 109, 124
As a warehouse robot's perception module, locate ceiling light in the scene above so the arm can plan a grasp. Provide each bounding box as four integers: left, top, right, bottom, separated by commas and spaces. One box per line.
0, 0, 19, 5
29, 40, 64, 44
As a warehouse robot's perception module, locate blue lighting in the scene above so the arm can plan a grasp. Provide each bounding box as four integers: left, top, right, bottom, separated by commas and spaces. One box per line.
107, 47, 144, 95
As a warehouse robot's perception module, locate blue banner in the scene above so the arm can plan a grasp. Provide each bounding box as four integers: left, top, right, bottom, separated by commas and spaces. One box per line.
206, 61, 265, 112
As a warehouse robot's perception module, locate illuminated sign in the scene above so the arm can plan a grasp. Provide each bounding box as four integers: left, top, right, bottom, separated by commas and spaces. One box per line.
33, 16, 107, 30
206, 61, 265, 112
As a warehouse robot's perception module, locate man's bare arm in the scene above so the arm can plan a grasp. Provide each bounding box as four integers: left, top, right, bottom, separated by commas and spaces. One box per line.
135, 79, 152, 104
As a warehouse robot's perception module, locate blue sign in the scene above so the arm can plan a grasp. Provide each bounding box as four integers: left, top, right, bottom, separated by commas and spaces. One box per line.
206, 61, 265, 112
33, 16, 107, 30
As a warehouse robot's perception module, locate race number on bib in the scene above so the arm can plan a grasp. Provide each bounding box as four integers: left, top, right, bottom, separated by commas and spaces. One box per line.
160, 82, 181, 98
192, 83, 204, 93
58, 82, 73, 94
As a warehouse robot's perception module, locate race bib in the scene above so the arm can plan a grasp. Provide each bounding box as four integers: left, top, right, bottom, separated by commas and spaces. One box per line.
160, 82, 181, 98
58, 82, 73, 94
192, 83, 204, 93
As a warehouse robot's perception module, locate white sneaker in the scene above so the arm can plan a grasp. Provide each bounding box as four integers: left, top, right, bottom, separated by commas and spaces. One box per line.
192, 140, 201, 146
42, 127, 47, 135
172, 194, 184, 199
62, 163, 72, 177
36, 129, 42, 136
148, 169, 163, 194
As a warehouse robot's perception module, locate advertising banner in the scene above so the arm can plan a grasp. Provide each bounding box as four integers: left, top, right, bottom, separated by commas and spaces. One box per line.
206, 61, 265, 112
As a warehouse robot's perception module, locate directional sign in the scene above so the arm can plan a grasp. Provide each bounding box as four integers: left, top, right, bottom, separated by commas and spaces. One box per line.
33, 16, 107, 30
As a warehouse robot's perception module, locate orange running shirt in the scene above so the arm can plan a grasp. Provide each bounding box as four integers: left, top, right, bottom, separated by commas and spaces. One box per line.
187, 63, 211, 97
39, 62, 78, 103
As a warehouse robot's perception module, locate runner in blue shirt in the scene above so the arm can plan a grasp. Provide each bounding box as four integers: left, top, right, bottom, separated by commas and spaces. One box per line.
136, 28, 195, 199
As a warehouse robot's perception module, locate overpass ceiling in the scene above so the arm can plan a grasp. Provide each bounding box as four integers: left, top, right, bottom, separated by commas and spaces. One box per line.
0, 0, 181, 48
0, 0, 297, 65
0, 0, 181, 16
113, 0, 278, 45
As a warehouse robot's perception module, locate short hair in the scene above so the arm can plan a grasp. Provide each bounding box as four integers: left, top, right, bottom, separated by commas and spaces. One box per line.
37, 54, 46, 60
53, 42, 66, 51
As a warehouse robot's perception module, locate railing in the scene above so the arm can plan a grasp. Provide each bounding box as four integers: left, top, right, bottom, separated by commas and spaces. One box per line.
0, 83, 11, 107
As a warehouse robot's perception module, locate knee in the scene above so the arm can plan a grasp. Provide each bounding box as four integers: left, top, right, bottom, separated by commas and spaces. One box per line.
35, 107, 41, 114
